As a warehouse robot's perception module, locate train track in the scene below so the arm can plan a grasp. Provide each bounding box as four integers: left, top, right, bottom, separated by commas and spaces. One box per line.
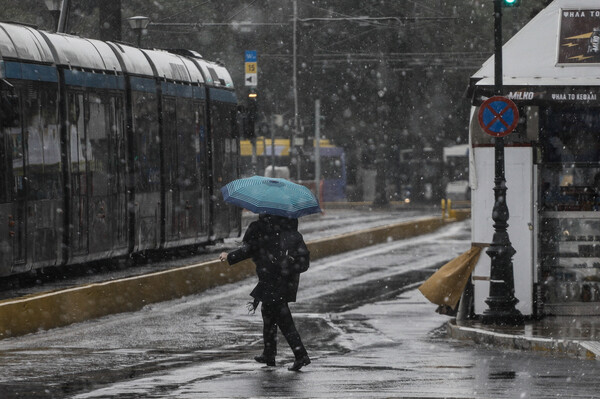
0, 208, 436, 301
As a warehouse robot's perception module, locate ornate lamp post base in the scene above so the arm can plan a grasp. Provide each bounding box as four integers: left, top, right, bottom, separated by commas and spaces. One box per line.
481, 241, 524, 325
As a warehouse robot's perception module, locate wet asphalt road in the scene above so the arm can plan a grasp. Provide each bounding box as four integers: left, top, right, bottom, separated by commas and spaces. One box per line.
2, 220, 600, 398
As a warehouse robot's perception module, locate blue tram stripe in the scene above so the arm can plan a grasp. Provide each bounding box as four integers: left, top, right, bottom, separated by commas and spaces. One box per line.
161, 82, 194, 98
192, 86, 205, 100
130, 76, 156, 93
64, 70, 124, 90
209, 88, 237, 104
3, 61, 58, 82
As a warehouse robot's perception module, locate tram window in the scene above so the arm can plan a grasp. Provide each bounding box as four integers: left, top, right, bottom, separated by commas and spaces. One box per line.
68, 93, 87, 196
176, 98, 198, 189
9, 124, 24, 200
162, 97, 177, 189
0, 90, 20, 203
0, 127, 17, 203
109, 96, 126, 194
24, 85, 60, 200
194, 101, 207, 187
40, 89, 60, 199
0, 91, 19, 128
87, 93, 110, 197
132, 91, 160, 193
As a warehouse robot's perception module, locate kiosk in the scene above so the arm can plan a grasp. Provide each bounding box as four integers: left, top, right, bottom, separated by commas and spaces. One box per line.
469, 0, 600, 316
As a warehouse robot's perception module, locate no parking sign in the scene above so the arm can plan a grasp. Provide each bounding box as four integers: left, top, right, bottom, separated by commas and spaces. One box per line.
478, 96, 519, 137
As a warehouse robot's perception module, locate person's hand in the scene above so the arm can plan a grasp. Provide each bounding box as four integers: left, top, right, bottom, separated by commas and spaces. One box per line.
219, 252, 228, 262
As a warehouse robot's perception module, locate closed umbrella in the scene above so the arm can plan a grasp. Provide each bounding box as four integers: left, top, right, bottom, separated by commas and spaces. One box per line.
221, 176, 322, 218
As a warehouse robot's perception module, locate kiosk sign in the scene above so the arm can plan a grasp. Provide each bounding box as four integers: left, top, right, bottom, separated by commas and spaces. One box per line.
478, 96, 519, 137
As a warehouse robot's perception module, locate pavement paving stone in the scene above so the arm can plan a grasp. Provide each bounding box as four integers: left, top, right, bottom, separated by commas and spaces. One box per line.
448, 316, 600, 361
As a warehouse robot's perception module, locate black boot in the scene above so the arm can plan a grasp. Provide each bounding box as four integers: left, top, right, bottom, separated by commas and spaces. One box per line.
254, 354, 276, 367
288, 354, 310, 371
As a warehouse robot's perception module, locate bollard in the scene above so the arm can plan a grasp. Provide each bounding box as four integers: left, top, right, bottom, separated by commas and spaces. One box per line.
448, 199, 457, 219
441, 199, 446, 220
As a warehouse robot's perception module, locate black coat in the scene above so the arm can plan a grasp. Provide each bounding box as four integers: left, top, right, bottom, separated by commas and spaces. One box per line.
227, 214, 310, 303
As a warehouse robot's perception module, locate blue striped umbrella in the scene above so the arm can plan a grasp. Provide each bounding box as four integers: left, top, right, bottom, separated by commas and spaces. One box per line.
221, 176, 322, 218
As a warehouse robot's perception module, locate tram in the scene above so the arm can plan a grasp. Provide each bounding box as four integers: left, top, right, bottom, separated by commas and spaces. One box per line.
0, 22, 240, 277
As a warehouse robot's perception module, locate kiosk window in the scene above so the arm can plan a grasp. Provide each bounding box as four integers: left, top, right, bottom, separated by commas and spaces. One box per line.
540, 107, 600, 163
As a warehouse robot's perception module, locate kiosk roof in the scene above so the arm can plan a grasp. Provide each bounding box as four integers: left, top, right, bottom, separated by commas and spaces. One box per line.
473, 0, 600, 87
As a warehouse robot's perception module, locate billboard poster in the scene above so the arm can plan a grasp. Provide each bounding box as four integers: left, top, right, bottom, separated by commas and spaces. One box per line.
558, 9, 600, 64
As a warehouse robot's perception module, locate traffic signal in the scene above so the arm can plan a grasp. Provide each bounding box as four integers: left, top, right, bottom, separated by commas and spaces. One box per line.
244, 90, 258, 138
501, 0, 520, 7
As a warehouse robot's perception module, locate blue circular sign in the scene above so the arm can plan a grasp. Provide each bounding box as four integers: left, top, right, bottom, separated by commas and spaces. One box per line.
478, 96, 519, 137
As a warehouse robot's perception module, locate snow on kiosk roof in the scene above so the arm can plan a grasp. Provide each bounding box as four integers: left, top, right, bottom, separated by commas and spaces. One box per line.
471, 0, 600, 99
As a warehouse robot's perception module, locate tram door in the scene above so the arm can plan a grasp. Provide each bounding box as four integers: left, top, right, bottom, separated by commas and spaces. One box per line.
162, 97, 177, 243
194, 100, 209, 239
174, 97, 202, 242
85, 93, 128, 254
22, 84, 62, 265
68, 93, 89, 255
68, 92, 128, 257
210, 99, 240, 239
162, 96, 202, 244
0, 90, 27, 268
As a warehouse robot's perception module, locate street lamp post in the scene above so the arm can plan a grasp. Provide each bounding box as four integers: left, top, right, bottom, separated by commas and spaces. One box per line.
481, 0, 523, 325
44, 0, 61, 31
127, 16, 150, 47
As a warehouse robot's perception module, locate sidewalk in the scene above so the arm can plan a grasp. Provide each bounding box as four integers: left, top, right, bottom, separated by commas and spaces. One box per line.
447, 315, 600, 360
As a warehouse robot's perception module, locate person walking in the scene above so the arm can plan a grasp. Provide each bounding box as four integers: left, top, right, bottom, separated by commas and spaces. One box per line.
219, 214, 311, 371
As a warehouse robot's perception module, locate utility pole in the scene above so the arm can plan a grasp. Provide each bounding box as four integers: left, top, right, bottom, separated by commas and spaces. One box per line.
315, 99, 321, 202
99, 0, 122, 42
292, 0, 300, 180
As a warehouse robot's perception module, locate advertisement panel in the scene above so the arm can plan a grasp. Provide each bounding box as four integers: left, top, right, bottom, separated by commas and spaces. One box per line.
558, 9, 600, 64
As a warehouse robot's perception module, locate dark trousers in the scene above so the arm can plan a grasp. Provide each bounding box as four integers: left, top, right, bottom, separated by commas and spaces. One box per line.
261, 301, 307, 360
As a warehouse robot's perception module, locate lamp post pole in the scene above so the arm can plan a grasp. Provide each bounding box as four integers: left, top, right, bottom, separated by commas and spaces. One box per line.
127, 16, 150, 48
292, 0, 299, 180
481, 0, 523, 325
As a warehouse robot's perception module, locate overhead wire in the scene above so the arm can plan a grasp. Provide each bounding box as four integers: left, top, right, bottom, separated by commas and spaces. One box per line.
155, 1, 211, 22
224, 0, 259, 22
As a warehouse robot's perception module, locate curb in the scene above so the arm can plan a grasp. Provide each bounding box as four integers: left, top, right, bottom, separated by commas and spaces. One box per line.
447, 320, 600, 360
0, 215, 465, 339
